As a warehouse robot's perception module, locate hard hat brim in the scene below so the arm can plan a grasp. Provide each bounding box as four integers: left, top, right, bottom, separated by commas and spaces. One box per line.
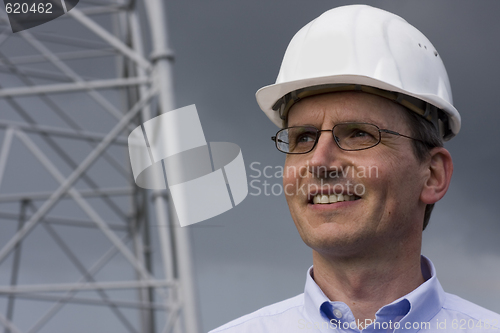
255, 74, 460, 140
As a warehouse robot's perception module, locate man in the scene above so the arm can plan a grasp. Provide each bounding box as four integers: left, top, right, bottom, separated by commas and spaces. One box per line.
210, 4, 500, 332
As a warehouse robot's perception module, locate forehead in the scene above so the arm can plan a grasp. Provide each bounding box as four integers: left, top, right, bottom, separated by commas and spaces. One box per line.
287, 91, 407, 128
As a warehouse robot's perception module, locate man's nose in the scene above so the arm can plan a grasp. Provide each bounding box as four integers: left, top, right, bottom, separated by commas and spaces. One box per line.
307, 131, 345, 177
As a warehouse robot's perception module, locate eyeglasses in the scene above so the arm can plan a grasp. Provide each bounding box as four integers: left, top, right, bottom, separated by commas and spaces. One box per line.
271, 122, 425, 154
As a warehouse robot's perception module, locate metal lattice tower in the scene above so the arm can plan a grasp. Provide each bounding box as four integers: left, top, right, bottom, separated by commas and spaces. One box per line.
0, 1, 200, 332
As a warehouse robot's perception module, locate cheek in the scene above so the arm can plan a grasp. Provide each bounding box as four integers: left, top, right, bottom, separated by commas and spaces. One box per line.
355, 154, 402, 202
283, 158, 309, 196
282, 160, 294, 190
369, 154, 423, 208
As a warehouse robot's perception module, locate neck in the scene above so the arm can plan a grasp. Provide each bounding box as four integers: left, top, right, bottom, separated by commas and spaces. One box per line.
311, 240, 424, 327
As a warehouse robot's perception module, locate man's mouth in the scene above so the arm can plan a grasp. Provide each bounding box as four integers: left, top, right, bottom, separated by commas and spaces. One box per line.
310, 193, 361, 204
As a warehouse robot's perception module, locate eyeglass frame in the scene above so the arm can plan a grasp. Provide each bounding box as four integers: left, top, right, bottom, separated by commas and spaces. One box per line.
271, 122, 427, 154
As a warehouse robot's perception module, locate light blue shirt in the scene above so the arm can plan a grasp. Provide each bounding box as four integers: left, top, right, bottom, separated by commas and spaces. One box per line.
209, 256, 500, 332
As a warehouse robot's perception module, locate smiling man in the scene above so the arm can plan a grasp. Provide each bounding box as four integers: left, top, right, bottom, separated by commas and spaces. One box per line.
210, 4, 500, 333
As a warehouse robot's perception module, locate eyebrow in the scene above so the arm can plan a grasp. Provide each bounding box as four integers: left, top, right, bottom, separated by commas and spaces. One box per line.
342, 118, 386, 127
289, 118, 387, 128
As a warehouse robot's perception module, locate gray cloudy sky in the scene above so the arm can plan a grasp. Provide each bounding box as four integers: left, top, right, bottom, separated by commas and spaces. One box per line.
0, 1, 499, 333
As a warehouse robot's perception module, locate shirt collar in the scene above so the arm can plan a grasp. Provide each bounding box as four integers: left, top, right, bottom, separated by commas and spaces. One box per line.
303, 255, 446, 331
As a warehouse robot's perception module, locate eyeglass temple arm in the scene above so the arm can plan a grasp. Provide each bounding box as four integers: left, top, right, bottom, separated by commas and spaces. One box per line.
271, 136, 290, 144
380, 129, 400, 135
379, 129, 425, 143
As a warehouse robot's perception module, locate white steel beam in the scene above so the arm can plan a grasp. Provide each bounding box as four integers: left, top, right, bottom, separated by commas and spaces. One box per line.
0, 64, 86, 83
78, 5, 127, 16
144, 0, 201, 332
0, 127, 14, 190
0, 280, 177, 294
0, 120, 129, 144
0, 210, 127, 231
12, 31, 111, 50
161, 305, 182, 333
1, 293, 169, 310
0, 187, 134, 202
2, 49, 116, 65
0, 77, 150, 97
0, 313, 23, 333
126, 7, 163, 333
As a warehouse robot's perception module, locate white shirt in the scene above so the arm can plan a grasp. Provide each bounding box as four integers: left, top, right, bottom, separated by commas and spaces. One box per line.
209, 256, 500, 332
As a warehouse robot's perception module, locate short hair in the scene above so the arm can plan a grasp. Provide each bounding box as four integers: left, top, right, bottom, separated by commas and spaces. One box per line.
398, 105, 444, 230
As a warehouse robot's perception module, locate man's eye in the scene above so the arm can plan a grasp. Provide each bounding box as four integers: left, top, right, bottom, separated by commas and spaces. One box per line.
353, 130, 368, 137
297, 133, 315, 142
351, 130, 372, 138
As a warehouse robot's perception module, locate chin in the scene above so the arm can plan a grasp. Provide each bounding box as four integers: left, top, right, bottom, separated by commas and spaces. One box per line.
298, 220, 374, 255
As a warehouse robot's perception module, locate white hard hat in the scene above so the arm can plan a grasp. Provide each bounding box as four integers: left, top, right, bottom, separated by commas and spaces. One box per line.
255, 4, 460, 140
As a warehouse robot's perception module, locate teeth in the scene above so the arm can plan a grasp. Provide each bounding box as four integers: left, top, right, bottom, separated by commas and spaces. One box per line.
312, 194, 359, 204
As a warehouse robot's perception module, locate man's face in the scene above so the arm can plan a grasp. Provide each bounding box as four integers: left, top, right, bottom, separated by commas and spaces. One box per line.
283, 91, 428, 258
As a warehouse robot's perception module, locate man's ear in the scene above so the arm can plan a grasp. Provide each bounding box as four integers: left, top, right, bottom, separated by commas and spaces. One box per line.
420, 147, 453, 204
